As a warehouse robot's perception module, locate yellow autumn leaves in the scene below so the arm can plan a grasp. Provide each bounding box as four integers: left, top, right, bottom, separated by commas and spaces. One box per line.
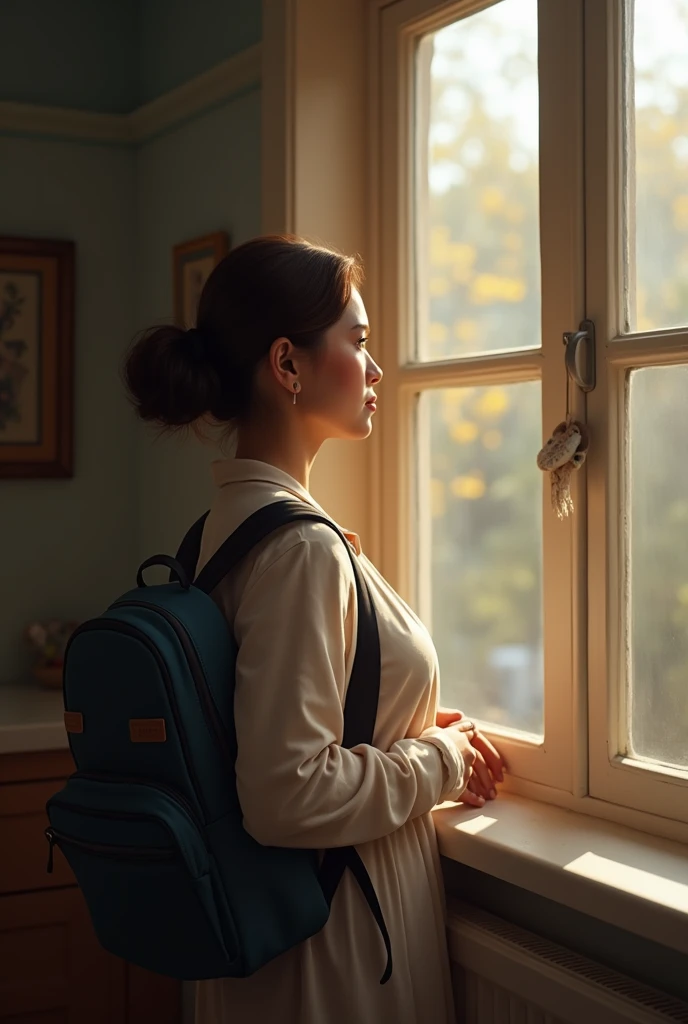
442, 386, 508, 425
471, 274, 526, 304
423, 161, 532, 512
450, 475, 486, 500
427, 218, 529, 358
451, 420, 502, 448
430, 386, 511, 516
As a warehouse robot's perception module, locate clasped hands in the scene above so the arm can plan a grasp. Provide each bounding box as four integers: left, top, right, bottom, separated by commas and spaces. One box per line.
436, 707, 505, 808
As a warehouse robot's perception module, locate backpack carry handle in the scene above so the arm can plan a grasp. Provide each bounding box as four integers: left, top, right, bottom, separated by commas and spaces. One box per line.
137, 555, 192, 590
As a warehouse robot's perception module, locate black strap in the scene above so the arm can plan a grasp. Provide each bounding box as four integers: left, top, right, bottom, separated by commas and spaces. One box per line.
172, 500, 392, 982
175, 501, 382, 749
173, 510, 209, 585
319, 846, 393, 984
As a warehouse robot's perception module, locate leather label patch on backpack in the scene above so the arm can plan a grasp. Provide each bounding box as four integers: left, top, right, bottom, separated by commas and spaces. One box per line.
64, 711, 83, 734
129, 718, 167, 743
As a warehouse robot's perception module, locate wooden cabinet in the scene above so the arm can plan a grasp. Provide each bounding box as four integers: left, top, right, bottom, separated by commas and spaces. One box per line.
0, 749, 181, 1024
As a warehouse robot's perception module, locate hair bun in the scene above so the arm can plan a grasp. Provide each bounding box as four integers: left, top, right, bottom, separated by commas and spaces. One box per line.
185, 327, 208, 363
122, 322, 223, 427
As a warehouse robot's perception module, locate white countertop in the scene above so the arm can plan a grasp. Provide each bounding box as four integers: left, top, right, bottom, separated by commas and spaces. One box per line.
0, 682, 68, 754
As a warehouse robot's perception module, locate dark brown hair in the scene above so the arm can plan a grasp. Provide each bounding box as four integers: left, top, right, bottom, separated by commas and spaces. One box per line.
122, 235, 364, 437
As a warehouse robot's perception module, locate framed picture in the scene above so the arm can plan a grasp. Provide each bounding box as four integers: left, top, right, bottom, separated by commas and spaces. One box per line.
0, 237, 74, 479
172, 231, 229, 329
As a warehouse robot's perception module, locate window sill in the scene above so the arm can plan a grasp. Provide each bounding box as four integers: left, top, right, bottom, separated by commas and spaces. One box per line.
433, 792, 688, 956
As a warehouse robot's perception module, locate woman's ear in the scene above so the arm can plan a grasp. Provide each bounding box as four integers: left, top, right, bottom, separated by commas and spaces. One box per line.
268, 337, 299, 390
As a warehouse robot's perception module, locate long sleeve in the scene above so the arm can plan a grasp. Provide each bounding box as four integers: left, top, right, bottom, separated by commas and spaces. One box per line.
232, 525, 468, 848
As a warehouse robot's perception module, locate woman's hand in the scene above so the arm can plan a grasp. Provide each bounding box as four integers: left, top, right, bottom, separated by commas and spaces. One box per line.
435, 707, 465, 730
436, 706, 506, 807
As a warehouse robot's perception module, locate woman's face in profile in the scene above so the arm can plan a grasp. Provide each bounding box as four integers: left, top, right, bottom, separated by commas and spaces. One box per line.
302, 288, 383, 442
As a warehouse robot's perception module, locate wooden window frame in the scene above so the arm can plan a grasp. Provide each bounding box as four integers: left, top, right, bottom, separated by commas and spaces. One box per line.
585, 0, 688, 824
371, 0, 586, 794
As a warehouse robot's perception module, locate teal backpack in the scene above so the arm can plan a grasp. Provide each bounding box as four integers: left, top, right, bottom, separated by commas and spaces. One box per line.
45, 500, 392, 983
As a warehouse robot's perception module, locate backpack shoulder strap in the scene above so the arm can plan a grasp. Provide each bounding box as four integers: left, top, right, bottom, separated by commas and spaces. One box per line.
174, 499, 380, 748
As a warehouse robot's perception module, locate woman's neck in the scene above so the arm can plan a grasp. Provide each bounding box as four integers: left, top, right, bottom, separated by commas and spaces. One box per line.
234, 424, 319, 491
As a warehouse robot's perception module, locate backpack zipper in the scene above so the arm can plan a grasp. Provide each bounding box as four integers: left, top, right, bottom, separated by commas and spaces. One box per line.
110, 600, 234, 766
46, 799, 186, 872
44, 826, 174, 873
64, 619, 209, 822
71, 770, 203, 831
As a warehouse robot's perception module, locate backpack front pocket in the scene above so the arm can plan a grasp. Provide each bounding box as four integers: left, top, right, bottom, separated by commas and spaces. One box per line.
46, 775, 237, 980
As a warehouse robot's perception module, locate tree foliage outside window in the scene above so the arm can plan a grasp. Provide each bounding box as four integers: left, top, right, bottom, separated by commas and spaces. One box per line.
421, 0, 688, 762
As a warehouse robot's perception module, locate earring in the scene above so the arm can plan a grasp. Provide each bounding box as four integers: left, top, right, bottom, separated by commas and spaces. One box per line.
292, 381, 301, 405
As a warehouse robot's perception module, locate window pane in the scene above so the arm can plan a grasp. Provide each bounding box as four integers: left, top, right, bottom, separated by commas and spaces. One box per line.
420, 382, 543, 735
624, 0, 688, 332
628, 366, 688, 768
414, 0, 541, 361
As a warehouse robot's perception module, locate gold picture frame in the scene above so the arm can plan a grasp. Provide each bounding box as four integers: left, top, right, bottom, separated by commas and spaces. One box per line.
172, 231, 229, 329
0, 236, 74, 478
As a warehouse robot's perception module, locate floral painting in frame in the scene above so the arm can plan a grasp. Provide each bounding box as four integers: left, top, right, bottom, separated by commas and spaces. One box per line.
172, 231, 229, 329
0, 237, 74, 478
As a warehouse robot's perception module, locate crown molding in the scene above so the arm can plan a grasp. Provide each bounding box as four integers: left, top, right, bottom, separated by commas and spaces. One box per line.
130, 44, 261, 142
0, 43, 262, 146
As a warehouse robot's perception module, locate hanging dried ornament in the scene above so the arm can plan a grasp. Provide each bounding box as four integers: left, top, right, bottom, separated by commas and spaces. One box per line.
536, 417, 589, 519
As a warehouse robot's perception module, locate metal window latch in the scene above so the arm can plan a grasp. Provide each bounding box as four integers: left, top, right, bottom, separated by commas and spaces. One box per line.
563, 319, 596, 393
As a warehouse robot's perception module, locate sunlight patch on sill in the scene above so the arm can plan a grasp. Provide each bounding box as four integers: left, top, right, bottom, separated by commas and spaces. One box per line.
564, 851, 688, 913
446, 813, 499, 836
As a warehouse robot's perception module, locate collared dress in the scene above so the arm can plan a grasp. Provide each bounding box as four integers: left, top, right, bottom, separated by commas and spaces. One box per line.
194, 458, 469, 1024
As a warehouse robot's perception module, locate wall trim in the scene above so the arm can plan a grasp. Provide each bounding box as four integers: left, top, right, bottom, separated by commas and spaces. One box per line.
0, 101, 131, 144
0, 44, 262, 146
130, 45, 261, 142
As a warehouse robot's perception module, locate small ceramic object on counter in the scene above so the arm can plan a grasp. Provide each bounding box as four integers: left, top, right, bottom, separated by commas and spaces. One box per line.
25, 619, 79, 689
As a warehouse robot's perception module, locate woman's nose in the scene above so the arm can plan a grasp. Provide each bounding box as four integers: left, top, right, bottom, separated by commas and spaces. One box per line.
367, 353, 383, 384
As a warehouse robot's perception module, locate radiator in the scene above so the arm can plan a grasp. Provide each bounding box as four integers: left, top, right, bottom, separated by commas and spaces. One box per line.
447, 901, 688, 1024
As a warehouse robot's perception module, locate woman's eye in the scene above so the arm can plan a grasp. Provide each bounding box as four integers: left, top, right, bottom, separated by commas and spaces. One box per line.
356, 337, 368, 349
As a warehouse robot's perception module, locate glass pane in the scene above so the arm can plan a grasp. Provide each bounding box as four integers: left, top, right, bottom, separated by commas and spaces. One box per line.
628, 366, 688, 768
420, 382, 543, 735
414, 0, 541, 361
624, 0, 688, 332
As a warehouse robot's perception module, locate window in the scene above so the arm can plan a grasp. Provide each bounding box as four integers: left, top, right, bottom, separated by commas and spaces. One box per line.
587, 0, 688, 820
374, 0, 688, 823
415, 4, 544, 739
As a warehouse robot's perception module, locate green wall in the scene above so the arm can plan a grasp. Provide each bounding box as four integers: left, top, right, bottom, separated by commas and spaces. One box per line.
0, 0, 138, 113
0, 3, 262, 681
0, 0, 261, 114
139, 0, 261, 104
135, 87, 262, 566
0, 136, 138, 680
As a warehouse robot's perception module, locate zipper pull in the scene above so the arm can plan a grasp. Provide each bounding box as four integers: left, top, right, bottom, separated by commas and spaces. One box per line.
45, 828, 56, 873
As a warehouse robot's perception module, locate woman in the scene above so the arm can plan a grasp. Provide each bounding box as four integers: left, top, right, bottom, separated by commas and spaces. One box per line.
123, 235, 505, 1024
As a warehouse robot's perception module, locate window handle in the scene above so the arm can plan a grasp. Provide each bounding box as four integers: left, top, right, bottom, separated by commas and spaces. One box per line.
563, 319, 596, 393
